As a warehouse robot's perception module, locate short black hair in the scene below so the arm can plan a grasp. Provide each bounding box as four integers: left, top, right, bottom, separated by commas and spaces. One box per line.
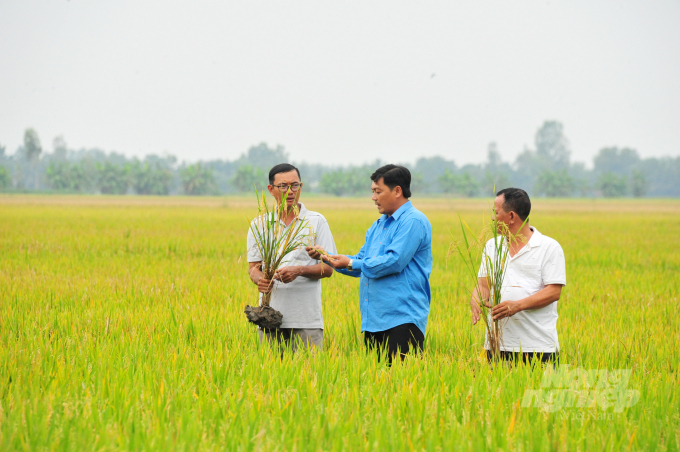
268, 163, 301, 184
496, 188, 531, 221
370, 164, 412, 198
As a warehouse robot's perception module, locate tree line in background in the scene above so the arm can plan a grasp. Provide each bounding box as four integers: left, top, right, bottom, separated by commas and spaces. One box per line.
1, 121, 678, 197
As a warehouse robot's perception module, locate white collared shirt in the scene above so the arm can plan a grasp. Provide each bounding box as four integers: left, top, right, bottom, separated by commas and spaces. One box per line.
478, 227, 567, 353
246, 202, 337, 329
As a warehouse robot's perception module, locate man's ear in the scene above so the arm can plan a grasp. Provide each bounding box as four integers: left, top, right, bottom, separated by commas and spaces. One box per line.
393, 185, 403, 199
267, 184, 275, 197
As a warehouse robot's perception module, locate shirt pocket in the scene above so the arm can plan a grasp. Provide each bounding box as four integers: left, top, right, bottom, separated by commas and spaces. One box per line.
517, 263, 542, 289
282, 246, 308, 266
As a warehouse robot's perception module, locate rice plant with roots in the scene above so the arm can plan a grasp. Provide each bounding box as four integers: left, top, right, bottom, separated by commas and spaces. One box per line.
245, 187, 310, 329
450, 206, 527, 359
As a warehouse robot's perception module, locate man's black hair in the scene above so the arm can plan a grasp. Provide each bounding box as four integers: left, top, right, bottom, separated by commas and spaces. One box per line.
268, 163, 301, 184
496, 187, 531, 221
370, 164, 412, 198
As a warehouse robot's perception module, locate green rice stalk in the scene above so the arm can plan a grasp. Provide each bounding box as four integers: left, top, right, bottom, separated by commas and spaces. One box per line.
450, 204, 528, 359
248, 187, 310, 307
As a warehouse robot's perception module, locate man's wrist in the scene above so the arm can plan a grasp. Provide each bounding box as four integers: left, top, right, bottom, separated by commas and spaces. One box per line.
350, 258, 362, 272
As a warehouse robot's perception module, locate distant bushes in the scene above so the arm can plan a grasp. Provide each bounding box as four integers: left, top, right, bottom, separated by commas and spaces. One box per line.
2, 124, 679, 197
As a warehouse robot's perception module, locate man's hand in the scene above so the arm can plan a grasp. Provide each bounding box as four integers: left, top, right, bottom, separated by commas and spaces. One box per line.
470, 299, 493, 325
257, 277, 274, 294
321, 254, 351, 269
274, 266, 302, 284
306, 245, 325, 260
492, 300, 523, 320
471, 299, 481, 325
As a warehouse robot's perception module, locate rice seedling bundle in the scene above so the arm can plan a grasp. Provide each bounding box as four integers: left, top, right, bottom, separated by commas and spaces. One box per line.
245, 189, 310, 329
451, 209, 527, 357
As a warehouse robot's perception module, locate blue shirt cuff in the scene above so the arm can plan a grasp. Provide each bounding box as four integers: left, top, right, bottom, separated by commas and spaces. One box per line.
351, 258, 363, 272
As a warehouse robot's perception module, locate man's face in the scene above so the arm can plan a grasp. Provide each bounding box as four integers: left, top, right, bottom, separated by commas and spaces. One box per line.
494, 195, 513, 232
371, 178, 399, 215
268, 170, 302, 208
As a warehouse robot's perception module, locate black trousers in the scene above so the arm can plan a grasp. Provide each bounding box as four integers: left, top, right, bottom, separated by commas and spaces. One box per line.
364, 323, 424, 364
487, 350, 559, 365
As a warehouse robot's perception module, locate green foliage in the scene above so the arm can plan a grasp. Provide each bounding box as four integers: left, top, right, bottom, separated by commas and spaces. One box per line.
637, 156, 680, 197
438, 170, 456, 194
180, 163, 217, 196
630, 170, 648, 198
238, 143, 289, 171
5, 127, 680, 198
535, 120, 570, 169
52, 135, 68, 161
0, 197, 678, 450
483, 143, 513, 196
534, 169, 576, 197
231, 165, 265, 193
414, 156, 457, 193
438, 170, 479, 197
96, 161, 129, 194
598, 172, 627, 197
131, 161, 173, 195
45, 161, 91, 192
24, 128, 43, 189
594, 147, 640, 175
23, 128, 42, 162
513, 122, 571, 192
483, 171, 511, 196
47, 162, 72, 190
410, 171, 426, 193
0, 166, 10, 190
318, 167, 372, 196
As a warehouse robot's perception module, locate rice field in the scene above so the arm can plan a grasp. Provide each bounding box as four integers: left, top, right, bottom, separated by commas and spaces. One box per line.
1, 195, 678, 451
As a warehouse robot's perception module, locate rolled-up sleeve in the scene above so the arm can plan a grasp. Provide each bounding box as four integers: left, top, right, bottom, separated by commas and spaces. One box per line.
314, 218, 337, 255
542, 243, 567, 286
353, 219, 426, 279
477, 240, 495, 278
246, 223, 262, 263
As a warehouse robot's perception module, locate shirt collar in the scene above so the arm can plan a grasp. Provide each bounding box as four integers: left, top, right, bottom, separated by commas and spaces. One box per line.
507, 226, 542, 260
297, 202, 309, 219
525, 226, 542, 248
380, 200, 412, 223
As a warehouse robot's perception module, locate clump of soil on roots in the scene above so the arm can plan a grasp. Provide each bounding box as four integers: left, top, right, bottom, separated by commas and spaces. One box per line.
244, 305, 283, 330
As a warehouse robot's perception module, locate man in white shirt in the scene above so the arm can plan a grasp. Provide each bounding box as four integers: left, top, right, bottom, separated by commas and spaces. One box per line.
246, 163, 337, 351
470, 188, 567, 364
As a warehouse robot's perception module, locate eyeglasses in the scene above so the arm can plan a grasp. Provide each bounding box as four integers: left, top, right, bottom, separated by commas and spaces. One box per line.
272, 182, 302, 191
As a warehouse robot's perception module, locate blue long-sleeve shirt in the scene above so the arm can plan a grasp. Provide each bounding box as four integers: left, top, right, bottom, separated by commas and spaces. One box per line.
337, 201, 433, 334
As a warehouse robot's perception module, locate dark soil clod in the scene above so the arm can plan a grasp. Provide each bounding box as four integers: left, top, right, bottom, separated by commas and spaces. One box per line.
244, 305, 283, 330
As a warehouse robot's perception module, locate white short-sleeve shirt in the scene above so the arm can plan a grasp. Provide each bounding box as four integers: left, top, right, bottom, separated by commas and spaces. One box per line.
246, 202, 337, 329
478, 227, 567, 353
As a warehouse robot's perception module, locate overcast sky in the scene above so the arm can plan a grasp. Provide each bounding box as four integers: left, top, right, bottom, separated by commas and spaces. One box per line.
1, 1, 679, 167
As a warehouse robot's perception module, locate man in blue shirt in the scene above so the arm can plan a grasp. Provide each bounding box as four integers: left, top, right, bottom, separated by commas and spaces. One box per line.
307, 164, 432, 363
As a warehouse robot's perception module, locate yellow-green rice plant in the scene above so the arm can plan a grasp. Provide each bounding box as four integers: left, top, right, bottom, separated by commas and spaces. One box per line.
245, 188, 310, 329
451, 207, 527, 358
2, 196, 680, 450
